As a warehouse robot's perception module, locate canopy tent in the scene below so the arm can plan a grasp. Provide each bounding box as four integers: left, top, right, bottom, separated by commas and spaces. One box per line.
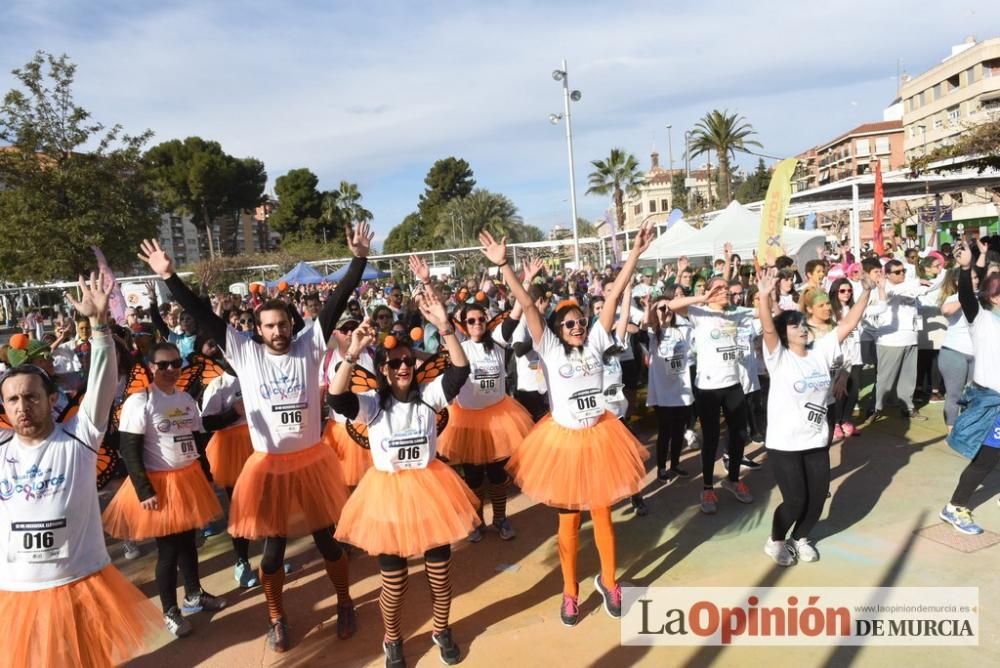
265, 261, 326, 288
325, 263, 389, 282
647, 201, 826, 268
635, 220, 699, 261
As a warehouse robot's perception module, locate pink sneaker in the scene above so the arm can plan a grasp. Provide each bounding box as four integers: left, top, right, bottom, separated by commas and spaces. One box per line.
833, 424, 844, 441
841, 422, 858, 438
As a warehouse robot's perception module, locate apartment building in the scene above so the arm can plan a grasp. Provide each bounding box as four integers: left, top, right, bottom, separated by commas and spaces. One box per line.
900, 36, 1000, 161
158, 213, 203, 266
615, 151, 715, 230
797, 121, 905, 189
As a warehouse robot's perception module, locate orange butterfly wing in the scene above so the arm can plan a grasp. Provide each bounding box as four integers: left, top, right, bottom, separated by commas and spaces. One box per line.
487, 311, 509, 332
200, 357, 226, 385
112, 362, 152, 432
95, 443, 120, 490
349, 364, 378, 394
345, 421, 370, 449
415, 353, 449, 385
176, 356, 205, 396
0, 412, 11, 429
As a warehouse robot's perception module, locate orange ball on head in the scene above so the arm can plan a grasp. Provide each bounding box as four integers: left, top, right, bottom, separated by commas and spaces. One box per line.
9, 333, 29, 350
278, 280, 289, 293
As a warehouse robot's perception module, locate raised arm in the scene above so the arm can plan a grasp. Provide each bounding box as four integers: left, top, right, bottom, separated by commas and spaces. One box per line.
318, 222, 374, 341
599, 221, 654, 333
836, 275, 875, 344
614, 279, 633, 341
757, 268, 780, 354
955, 244, 980, 322
481, 232, 545, 344
328, 322, 377, 421
138, 239, 228, 348
66, 272, 118, 432
722, 242, 733, 283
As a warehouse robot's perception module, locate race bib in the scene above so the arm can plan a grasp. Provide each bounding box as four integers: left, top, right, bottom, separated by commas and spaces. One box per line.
386, 430, 430, 471
984, 414, 1000, 449
717, 346, 741, 364
272, 402, 308, 433
473, 361, 502, 396
604, 383, 625, 403
173, 434, 199, 462
665, 354, 686, 375
8, 519, 68, 563
804, 402, 828, 433
569, 387, 604, 421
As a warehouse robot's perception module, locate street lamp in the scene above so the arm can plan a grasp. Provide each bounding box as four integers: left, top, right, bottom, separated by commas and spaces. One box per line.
666, 124, 674, 173
550, 59, 582, 269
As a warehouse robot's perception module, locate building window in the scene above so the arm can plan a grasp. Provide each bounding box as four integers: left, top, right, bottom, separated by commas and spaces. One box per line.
947, 105, 960, 123
934, 83, 943, 100
947, 74, 960, 91
966, 66, 976, 85
661, 198, 670, 211
634, 203, 642, 215
875, 136, 890, 154
933, 117, 944, 130
881, 157, 891, 171
855, 139, 870, 157
649, 199, 657, 213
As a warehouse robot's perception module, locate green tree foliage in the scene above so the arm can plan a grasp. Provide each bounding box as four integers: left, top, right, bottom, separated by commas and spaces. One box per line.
382, 212, 425, 254
418, 157, 475, 222
0, 51, 159, 282
735, 158, 772, 204
269, 168, 322, 237
586, 148, 643, 234
689, 109, 762, 205
143, 136, 266, 258
671, 172, 689, 213
438, 189, 542, 245
910, 119, 1000, 174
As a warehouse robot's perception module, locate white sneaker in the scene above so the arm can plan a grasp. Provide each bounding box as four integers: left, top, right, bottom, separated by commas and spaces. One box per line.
122, 541, 141, 560
684, 429, 700, 450
764, 538, 796, 566
790, 537, 819, 562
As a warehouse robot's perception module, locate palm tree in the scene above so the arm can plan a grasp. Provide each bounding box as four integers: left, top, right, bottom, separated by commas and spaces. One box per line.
689, 109, 762, 205
585, 148, 643, 234
336, 181, 373, 226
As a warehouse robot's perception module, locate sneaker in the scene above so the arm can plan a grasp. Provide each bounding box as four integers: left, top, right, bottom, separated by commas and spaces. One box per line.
164, 606, 192, 637
492, 518, 517, 540
467, 525, 483, 543
670, 466, 690, 478
764, 538, 797, 566
181, 590, 227, 614
841, 422, 858, 438
684, 429, 700, 450
122, 540, 141, 560
700, 489, 718, 514
593, 574, 622, 618
283, 561, 295, 574
832, 425, 844, 441
194, 531, 206, 549
720, 479, 753, 504
790, 537, 820, 562
928, 392, 945, 404
383, 638, 405, 668
940, 505, 984, 535
630, 495, 648, 516
864, 410, 884, 425
267, 617, 289, 653
234, 560, 259, 589
202, 523, 222, 538
337, 603, 357, 639
560, 593, 580, 627
722, 454, 761, 470
656, 466, 669, 482
902, 408, 928, 422
431, 627, 462, 665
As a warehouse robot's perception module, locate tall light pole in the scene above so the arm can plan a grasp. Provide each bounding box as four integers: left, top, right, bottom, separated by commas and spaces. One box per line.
666, 124, 674, 173
550, 59, 582, 269
684, 130, 693, 211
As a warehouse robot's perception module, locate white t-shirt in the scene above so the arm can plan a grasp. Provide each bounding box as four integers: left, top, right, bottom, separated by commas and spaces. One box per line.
354, 377, 449, 473
736, 317, 763, 394
119, 386, 204, 472
200, 373, 247, 428
535, 326, 613, 429
763, 334, 841, 452
598, 330, 628, 419
324, 348, 376, 424
940, 294, 973, 356
455, 338, 507, 410
646, 326, 694, 407
685, 305, 755, 390
510, 319, 546, 394
224, 322, 326, 454
836, 305, 863, 367
970, 309, 1000, 394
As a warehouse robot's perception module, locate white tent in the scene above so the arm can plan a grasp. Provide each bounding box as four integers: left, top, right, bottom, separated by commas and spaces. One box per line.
636, 220, 699, 261
649, 201, 826, 267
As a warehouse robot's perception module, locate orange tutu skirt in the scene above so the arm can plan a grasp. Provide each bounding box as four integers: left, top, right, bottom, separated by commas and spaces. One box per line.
102, 463, 222, 540
436, 395, 534, 464
0, 565, 162, 668
507, 411, 649, 510
228, 441, 349, 539
322, 419, 374, 486
335, 459, 481, 557
206, 423, 253, 488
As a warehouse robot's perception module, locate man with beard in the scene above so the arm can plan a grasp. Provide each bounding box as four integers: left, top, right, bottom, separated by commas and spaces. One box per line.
135, 222, 374, 653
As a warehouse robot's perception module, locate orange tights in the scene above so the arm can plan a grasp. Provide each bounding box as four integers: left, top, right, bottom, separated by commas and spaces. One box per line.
557, 506, 616, 597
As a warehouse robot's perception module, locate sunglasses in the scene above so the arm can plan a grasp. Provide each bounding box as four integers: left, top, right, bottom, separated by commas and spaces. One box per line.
239, 318, 253, 325
560, 318, 587, 330
465, 316, 486, 325
839, 288, 853, 294
153, 359, 183, 370
888, 269, 905, 275
377, 314, 393, 320
386, 356, 415, 370
338, 324, 358, 334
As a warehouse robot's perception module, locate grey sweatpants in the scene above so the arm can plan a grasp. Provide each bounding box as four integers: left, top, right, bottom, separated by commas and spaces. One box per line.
875, 344, 918, 412
938, 346, 975, 426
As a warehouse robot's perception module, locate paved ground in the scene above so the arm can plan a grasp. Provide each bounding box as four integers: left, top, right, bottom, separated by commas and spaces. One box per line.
115, 401, 1000, 668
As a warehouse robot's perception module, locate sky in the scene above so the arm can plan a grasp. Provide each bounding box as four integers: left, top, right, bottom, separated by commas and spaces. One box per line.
3, 0, 999, 245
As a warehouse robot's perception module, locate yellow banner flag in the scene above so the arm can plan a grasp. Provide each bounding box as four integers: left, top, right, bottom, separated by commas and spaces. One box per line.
757, 158, 799, 266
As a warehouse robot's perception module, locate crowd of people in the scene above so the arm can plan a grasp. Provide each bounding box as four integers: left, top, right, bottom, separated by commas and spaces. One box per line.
1, 221, 999, 667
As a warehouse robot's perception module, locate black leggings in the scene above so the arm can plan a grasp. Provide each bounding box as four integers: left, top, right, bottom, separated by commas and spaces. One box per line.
225, 486, 250, 563
950, 446, 1000, 508
830, 365, 862, 425
514, 390, 549, 423
154, 530, 201, 612
463, 460, 508, 489
654, 405, 688, 469
769, 447, 831, 541
260, 527, 344, 575
747, 375, 769, 442
695, 383, 747, 486
377, 544, 451, 571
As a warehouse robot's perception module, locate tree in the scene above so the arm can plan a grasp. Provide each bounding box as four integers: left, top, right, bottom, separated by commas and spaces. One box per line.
438, 189, 541, 245
143, 137, 266, 258
269, 168, 322, 237
586, 148, 643, 235
671, 172, 689, 212
575, 217, 599, 237
418, 157, 475, 225
383, 212, 425, 254
0, 51, 159, 282
735, 158, 772, 204
334, 180, 374, 225
689, 109, 762, 205
910, 118, 1000, 174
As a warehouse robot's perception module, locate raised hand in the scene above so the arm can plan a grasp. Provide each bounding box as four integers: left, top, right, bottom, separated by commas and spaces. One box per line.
349, 321, 377, 354
677, 256, 690, 274
347, 221, 375, 258
418, 285, 448, 328
144, 280, 159, 305
479, 230, 508, 266
137, 239, 174, 279
66, 271, 111, 324
955, 243, 973, 269
409, 255, 431, 283
723, 241, 733, 257
976, 236, 989, 256
632, 221, 655, 255
522, 255, 545, 283
757, 267, 778, 295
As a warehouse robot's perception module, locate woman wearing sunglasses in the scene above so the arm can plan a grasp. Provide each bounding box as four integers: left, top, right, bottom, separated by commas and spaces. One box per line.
489, 223, 653, 627
646, 295, 694, 483
328, 288, 476, 667
431, 261, 534, 543
102, 341, 226, 637
828, 277, 881, 438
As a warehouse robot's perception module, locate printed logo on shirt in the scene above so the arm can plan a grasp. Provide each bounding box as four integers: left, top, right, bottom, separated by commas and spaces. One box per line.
0, 464, 67, 502
156, 406, 197, 433
793, 372, 832, 394
558, 354, 603, 379
710, 322, 738, 340
259, 374, 305, 401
